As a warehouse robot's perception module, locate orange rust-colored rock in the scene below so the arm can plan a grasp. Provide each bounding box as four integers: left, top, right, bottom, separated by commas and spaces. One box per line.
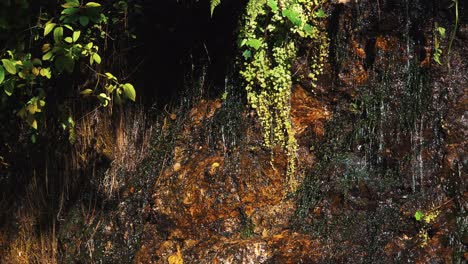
135, 97, 302, 262
291, 85, 331, 136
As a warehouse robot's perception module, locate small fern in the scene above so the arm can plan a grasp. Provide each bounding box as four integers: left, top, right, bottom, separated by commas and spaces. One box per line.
210, 0, 221, 17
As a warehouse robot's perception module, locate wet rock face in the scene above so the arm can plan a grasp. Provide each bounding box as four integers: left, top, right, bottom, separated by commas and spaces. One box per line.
54, 0, 466, 262
134, 85, 330, 262
293, 0, 467, 262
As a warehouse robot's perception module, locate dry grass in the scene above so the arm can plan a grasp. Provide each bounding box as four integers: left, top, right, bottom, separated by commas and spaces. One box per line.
74, 106, 153, 198
0, 175, 58, 264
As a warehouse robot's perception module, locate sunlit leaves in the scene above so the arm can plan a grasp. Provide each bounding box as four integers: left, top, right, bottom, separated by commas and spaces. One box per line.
39, 68, 52, 79
282, 9, 302, 26
80, 88, 93, 95
85, 2, 101, 8
62, 2, 80, 8
210, 0, 221, 17
105, 72, 117, 81
2, 59, 16, 74
90, 53, 101, 65
267, 0, 278, 12
314, 8, 326, 18
0, 65, 4, 84
122, 83, 136, 101
245, 39, 262, 50
0, 0, 136, 139
44, 22, 57, 36
73, 31, 81, 42
98, 93, 111, 107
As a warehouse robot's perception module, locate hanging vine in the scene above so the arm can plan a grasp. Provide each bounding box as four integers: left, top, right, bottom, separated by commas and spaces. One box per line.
238, 0, 329, 191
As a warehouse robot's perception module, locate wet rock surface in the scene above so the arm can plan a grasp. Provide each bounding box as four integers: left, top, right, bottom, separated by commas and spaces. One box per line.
15, 0, 467, 263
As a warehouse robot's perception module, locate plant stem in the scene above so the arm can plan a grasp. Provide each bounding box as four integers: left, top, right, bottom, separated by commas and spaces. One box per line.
446, 0, 458, 68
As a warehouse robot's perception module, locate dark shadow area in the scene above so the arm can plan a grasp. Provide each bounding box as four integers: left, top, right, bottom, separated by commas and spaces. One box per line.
131, 0, 247, 107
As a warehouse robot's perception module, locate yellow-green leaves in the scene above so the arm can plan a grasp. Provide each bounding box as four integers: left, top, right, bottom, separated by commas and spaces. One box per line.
80, 88, 93, 96
0, 65, 4, 84
90, 53, 101, 65
414, 211, 424, 221
245, 39, 262, 50
122, 83, 136, 101
2, 59, 16, 75
62, 2, 80, 8
39, 68, 52, 79
267, 0, 278, 12
101, 72, 136, 103
239, 0, 328, 191
104, 72, 117, 81
17, 96, 46, 130
98, 93, 111, 107
44, 22, 57, 36
314, 8, 326, 18
210, 0, 221, 17
85, 2, 101, 8
73, 30, 81, 42
53, 26, 64, 43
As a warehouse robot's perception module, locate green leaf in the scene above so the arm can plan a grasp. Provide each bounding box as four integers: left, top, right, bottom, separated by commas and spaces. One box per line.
303, 23, 314, 34
98, 93, 110, 107
0, 65, 4, 84
2, 59, 16, 75
267, 0, 278, 12
210, 0, 221, 17
42, 51, 53, 61
61, 7, 79, 15
64, 37, 73, 43
40, 68, 52, 79
314, 8, 326, 18
79, 16, 90, 26
80, 88, 93, 95
104, 72, 117, 81
85, 2, 101, 7
73, 31, 81, 42
62, 2, 80, 8
122, 83, 136, 101
246, 39, 262, 50
44, 22, 57, 36
31, 119, 38, 130
414, 211, 424, 221
242, 50, 251, 60
282, 9, 302, 26
63, 24, 74, 31
92, 53, 101, 64
53, 26, 64, 43
437, 27, 446, 38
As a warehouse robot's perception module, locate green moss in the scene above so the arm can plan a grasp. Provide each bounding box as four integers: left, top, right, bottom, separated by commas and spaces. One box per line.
238, 0, 328, 191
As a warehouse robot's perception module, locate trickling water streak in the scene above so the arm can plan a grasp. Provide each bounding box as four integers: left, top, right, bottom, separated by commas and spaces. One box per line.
405, 0, 417, 192
418, 117, 424, 192
378, 98, 385, 165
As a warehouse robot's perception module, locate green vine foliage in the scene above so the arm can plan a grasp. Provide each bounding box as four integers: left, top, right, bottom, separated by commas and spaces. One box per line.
0, 0, 136, 142
238, 0, 329, 191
